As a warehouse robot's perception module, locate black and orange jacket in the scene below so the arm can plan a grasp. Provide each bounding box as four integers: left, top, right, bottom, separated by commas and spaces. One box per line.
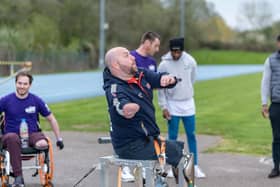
103, 67, 176, 149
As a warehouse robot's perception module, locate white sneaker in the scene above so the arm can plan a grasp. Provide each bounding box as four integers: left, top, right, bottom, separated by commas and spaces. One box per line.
195, 165, 206, 178
142, 167, 146, 179
167, 168, 174, 178
121, 166, 135, 182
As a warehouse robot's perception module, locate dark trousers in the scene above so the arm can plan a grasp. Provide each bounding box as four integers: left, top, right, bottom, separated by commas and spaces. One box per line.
2, 132, 46, 176
114, 136, 184, 167
269, 103, 280, 169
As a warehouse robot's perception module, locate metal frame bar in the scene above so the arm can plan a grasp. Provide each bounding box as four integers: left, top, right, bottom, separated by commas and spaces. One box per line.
99, 155, 156, 187
22, 166, 41, 170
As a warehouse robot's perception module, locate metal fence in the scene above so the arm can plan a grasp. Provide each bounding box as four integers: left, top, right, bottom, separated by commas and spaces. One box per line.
0, 50, 97, 76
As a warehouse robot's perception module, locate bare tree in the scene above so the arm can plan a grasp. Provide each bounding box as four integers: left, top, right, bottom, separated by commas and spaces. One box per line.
238, 0, 273, 30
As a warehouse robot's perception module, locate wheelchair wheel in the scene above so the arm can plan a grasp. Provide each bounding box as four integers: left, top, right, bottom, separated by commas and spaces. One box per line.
0, 151, 10, 187
44, 181, 54, 187
38, 137, 54, 187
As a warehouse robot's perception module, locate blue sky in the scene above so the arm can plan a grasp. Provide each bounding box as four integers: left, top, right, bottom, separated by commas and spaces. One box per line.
206, 0, 280, 30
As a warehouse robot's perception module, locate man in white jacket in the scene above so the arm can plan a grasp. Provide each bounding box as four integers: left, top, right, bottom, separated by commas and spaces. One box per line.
158, 37, 206, 178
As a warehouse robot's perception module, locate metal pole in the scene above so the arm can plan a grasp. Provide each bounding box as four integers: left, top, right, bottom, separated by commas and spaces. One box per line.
180, 0, 185, 38
99, 0, 105, 69
10, 64, 14, 76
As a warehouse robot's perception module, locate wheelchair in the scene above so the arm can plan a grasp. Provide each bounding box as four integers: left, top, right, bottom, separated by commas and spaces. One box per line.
98, 137, 195, 187
0, 113, 54, 187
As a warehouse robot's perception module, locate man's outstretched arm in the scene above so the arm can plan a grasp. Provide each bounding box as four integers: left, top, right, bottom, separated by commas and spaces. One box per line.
46, 113, 64, 149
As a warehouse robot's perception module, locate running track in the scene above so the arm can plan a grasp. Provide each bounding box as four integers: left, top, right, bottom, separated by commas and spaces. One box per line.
0, 65, 263, 103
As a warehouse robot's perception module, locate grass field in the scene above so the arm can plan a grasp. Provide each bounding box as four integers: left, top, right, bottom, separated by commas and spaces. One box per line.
194, 73, 271, 155
191, 49, 269, 65
40, 72, 272, 155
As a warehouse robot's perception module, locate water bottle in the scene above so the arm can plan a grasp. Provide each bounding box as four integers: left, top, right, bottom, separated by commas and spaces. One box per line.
19, 118, 29, 148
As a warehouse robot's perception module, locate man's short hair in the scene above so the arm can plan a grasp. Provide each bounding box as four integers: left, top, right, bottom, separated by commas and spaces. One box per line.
140, 31, 160, 44
277, 35, 280, 42
15, 72, 33, 84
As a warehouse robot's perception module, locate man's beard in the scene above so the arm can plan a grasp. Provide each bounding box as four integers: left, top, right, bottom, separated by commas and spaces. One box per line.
130, 65, 138, 75
16, 89, 28, 96
118, 63, 138, 76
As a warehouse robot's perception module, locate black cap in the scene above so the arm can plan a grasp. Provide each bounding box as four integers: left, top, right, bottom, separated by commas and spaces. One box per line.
277, 35, 280, 41
169, 37, 184, 51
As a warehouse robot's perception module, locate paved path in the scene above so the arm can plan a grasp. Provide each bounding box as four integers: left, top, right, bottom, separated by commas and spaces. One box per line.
19, 132, 279, 187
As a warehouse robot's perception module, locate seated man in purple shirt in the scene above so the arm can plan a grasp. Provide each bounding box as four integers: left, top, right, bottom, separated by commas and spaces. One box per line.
0, 72, 64, 187
130, 31, 160, 72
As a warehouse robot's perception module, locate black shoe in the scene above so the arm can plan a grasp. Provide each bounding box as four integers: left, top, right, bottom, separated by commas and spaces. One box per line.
172, 167, 179, 184
13, 175, 24, 187
268, 168, 280, 178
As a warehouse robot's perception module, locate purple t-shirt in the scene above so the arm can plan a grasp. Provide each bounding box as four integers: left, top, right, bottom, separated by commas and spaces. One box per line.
0, 93, 51, 134
130, 50, 157, 72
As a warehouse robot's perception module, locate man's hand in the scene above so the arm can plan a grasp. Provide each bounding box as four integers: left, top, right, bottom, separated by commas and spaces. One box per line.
261, 104, 269, 118
162, 109, 171, 120
160, 75, 176, 87
123, 103, 140, 119
56, 139, 64, 150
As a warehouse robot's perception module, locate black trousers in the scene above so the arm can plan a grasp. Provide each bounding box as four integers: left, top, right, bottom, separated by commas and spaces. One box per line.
269, 103, 280, 168
114, 136, 184, 167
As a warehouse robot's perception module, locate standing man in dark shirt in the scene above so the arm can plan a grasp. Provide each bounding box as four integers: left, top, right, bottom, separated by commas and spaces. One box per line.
261, 35, 280, 178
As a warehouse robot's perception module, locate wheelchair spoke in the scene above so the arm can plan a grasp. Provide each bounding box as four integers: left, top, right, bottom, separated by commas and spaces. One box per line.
38, 137, 54, 187
0, 153, 9, 187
